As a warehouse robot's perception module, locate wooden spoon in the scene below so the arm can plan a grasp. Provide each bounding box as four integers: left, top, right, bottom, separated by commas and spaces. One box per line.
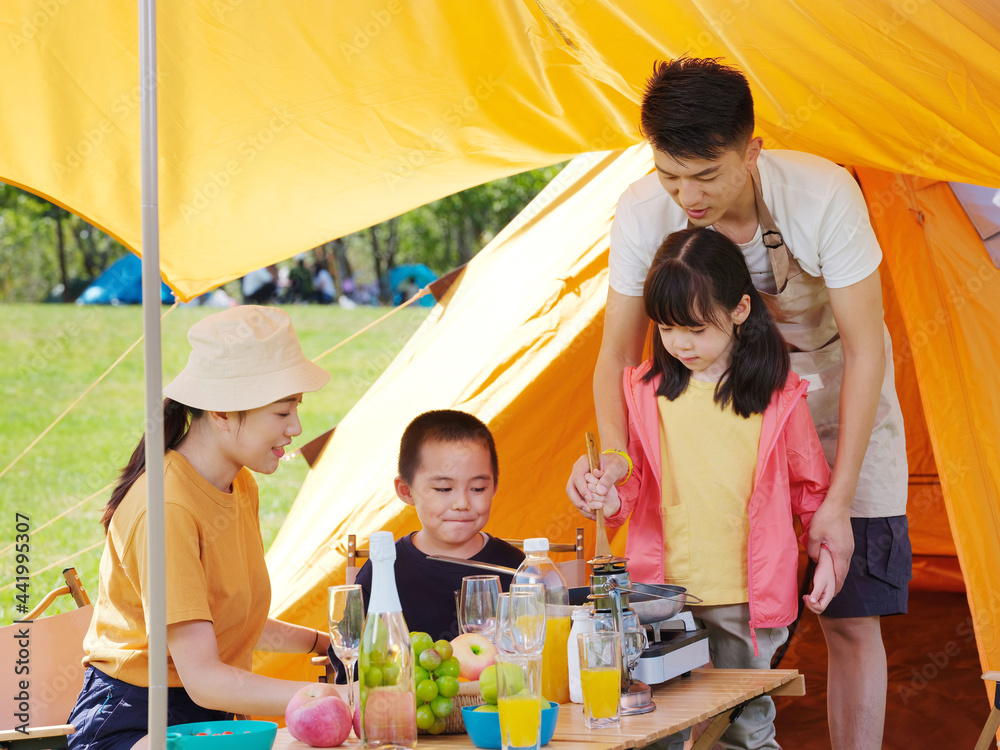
586, 432, 613, 558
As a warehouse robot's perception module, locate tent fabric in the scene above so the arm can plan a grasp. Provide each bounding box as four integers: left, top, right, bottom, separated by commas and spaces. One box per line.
3, 1, 1000, 301
856, 167, 1000, 687
77, 253, 174, 305
255, 147, 1000, 715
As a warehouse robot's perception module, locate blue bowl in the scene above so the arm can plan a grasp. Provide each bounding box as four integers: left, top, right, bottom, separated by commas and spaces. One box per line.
461, 702, 559, 749
166, 719, 277, 750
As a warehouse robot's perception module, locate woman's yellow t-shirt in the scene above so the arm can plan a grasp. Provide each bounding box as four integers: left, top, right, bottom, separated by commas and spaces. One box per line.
657, 379, 763, 605
83, 450, 271, 686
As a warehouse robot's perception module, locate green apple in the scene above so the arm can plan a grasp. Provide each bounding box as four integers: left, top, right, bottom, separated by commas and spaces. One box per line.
479, 665, 498, 704
474, 704, 499, 713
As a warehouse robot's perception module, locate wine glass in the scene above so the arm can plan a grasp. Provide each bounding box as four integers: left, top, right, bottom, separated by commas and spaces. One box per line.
328, 584, 364, 715
508, 583, 546, 654
459, 575, 501, 636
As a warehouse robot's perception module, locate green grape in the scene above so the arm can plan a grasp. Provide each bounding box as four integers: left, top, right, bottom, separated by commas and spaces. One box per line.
382, 663, 400, 685
415, 703, 436, 731
430, 695, 454, 718
435, 657, 460, 678
365, 665, 383, 687
414, 666, 429, 686
416, 678, 439, 703
435, 675, 460, 698
427, 715, 447, 735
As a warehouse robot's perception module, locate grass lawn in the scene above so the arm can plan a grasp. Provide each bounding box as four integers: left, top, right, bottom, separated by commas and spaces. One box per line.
0, 303, 429, 624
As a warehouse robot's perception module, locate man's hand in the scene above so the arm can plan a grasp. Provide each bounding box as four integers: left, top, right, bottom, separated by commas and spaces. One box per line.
566, 452, 629, 519
806, 502, 855, 594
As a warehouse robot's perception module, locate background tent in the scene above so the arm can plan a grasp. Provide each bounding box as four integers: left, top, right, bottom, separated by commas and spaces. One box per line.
77, 253, 175, 305
258, 147, 1000, 746
389, 263, 438, 307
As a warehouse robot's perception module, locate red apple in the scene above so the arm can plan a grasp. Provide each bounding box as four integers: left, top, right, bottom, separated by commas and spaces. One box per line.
352, 700, 361, 739
286, 682, 341, 719
449, 633, 498, 681
286, 684, 352, 747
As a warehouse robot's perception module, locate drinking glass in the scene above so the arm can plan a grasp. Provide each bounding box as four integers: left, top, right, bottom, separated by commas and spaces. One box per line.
497, 652, 543, 750
508, 584, 546, 654
495, 593, 516, 653
328, 584, 364, 715
578, 631, 622, 729
459, 575, 501, 636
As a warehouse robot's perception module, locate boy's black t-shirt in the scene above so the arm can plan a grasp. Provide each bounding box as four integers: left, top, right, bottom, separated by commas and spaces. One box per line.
354, 532, 526, 641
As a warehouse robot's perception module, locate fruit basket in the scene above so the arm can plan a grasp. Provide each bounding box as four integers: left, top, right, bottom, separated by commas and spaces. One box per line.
425, 680, 481, 735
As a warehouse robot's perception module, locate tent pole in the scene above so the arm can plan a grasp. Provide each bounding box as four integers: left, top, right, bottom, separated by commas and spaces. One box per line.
139, 0, 167, 747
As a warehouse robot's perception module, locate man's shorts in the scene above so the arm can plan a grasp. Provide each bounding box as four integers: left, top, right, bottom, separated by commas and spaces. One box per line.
67, 666, 229, 750
822, 515, 911, 619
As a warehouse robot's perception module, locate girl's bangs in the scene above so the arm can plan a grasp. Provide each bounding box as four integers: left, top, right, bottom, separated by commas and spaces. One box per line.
645, 263, 718, 328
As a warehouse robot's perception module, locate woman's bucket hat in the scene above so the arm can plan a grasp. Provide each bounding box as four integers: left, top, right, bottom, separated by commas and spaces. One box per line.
163, 305, 330, 411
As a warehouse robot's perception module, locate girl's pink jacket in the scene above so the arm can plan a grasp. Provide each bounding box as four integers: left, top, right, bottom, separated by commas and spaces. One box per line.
605, 361, 831, 645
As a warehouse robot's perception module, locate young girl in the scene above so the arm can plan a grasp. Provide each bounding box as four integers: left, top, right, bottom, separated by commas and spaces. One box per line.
584, 228, 835, 750
68, 306, 337, 750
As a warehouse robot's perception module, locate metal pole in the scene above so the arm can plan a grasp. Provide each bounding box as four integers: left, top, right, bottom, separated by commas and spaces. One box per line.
139, 0, 167, 747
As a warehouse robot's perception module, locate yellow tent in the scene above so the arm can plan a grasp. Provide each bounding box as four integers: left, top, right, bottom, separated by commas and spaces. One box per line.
2, 1, 1000, 301
2, 0, 999, 740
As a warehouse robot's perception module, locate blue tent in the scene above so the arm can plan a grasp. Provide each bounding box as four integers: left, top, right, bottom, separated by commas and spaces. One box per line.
389, 263, 438, 307
77, 254, 174, 305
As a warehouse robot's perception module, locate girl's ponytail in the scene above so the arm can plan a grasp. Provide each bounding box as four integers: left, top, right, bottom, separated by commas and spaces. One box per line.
100, 398, 201, 532
721, 285, 789, 417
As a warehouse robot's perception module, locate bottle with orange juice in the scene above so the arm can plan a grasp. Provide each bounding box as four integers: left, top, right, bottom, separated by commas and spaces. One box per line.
512, 538, 571, 703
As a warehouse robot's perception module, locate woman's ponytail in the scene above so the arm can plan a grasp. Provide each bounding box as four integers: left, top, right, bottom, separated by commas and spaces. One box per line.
100, 398, 201, 532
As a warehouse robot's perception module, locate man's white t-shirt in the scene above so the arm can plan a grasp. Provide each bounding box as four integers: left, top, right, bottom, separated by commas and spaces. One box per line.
608, 149, 907, 519
609, 149, 882, 296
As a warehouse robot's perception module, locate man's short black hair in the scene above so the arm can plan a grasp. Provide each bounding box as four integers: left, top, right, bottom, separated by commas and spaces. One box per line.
398, 409, 499, 485
640, 57, 755, 160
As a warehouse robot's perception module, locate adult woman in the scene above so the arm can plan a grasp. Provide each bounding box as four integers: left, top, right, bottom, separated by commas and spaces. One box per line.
68, 306, 336, 750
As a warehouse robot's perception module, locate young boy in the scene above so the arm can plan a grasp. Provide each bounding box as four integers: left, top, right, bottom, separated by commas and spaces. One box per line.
353, 409, 524, 640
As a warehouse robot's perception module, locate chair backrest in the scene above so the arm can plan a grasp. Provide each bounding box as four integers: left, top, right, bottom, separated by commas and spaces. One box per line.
0, 568, 93, 735
346, 528, 587, 584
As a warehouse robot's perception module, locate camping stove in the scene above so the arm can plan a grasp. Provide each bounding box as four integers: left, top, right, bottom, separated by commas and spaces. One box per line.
632, 611, 711, 686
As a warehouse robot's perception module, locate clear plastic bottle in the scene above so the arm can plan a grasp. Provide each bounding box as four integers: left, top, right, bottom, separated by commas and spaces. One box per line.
359, 532, 417, 750
512, 538, 569, 605
513, 538, 571, 702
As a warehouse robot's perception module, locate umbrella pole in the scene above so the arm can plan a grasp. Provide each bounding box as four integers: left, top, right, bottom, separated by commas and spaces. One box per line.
139, 0, 167, 747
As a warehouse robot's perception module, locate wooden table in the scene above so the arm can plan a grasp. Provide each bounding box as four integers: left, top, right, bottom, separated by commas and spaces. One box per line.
273, 669, 804, 750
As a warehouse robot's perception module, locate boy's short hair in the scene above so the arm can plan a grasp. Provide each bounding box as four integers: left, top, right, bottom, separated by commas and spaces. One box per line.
640, 57, 755, 160
398, 410, 499, 485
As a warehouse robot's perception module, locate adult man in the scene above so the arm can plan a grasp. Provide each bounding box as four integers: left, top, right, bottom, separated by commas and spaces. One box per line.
567, 58, 910, 749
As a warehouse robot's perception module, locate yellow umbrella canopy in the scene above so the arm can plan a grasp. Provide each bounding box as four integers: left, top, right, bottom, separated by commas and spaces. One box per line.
2, 0, 1000, 300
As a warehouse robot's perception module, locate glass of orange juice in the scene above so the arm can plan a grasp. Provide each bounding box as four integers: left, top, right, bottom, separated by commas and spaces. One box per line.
496, 653, 543, 750
578, 631, 621, 729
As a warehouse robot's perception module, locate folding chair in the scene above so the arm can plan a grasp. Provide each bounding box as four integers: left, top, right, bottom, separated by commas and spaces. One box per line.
973, 671, 1000, 750
0, 568, 93, 749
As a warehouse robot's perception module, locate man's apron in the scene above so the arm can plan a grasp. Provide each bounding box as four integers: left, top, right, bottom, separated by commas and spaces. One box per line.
748, 166, 907, 518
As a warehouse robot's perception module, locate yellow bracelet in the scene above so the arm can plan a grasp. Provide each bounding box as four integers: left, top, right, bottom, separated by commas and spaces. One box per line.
601, 449, 633, 486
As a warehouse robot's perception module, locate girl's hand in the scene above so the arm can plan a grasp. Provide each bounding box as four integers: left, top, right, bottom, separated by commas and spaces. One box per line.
804, 545, 837, 614
566, 452, 630, 518
586, 471, 621, 517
